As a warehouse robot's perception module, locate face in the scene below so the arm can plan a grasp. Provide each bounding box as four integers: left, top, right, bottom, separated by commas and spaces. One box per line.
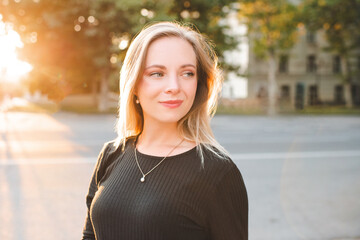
136, 37, 198, 125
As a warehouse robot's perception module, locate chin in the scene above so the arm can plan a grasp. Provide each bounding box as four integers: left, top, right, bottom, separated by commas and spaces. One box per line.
158, 116, 185, 124
156, 111, 189, 124
144, 107, 192, 124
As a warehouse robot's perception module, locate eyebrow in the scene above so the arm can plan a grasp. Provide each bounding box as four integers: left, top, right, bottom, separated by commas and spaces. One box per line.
145, 64, 196, 70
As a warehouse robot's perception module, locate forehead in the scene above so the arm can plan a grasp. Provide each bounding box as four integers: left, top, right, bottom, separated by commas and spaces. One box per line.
145, 37, 197, 66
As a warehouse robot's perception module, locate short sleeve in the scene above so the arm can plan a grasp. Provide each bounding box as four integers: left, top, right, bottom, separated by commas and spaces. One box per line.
208, 164, 248, 240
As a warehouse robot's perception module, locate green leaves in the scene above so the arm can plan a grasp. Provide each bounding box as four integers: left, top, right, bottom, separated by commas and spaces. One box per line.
301, 0, 360, 52
241, 0, 299, 58
1, 0, 238, 99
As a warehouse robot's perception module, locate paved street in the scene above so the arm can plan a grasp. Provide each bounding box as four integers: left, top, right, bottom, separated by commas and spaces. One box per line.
0, 112, 360, 240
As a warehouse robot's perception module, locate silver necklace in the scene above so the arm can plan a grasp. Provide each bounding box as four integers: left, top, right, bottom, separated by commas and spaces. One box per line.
134, 139, 184, 183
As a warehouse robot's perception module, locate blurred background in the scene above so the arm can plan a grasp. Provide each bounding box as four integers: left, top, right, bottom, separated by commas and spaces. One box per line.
0, 0, 360, 240
0, 0, 359, 114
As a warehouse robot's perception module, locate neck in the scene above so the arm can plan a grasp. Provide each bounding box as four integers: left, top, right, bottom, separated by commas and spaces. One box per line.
136, 117, 190, 156
138, 120, 181, 147
135, 117, 197, 156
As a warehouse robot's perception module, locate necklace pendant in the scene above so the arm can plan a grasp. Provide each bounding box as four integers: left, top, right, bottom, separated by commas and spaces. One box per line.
140, 176, 145, 182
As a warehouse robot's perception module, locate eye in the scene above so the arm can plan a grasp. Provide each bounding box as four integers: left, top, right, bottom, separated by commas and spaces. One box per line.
149, 72, 164, 77
183, 71, 195, 77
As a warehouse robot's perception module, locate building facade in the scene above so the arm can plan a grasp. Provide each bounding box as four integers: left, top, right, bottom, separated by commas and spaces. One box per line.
247, 28, 360, 108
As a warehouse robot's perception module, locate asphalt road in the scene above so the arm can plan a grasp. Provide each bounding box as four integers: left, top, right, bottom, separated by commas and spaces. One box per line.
0, 112, 359, 240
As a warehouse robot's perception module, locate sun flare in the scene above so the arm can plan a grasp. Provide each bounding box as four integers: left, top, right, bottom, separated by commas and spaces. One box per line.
0, 18, 33, 83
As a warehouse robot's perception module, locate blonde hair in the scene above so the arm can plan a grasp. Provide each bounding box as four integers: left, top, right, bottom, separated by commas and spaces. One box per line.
115, 21, 228, 160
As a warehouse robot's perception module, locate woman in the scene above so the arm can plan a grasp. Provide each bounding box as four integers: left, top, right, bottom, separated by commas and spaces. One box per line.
82, 22, 248, 240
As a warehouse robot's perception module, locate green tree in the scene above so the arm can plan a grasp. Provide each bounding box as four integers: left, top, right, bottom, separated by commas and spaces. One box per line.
240, 0, 299, 115
1, 0, 139, 108
1, 0, 239, 111
300, 0, 360, 107
2, 0, 88, 101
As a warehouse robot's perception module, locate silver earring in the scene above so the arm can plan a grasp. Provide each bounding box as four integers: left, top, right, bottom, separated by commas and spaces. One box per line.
135, 99, 140, 104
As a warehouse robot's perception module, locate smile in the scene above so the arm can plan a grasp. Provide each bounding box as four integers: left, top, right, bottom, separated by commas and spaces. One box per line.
159, 100, 183, 108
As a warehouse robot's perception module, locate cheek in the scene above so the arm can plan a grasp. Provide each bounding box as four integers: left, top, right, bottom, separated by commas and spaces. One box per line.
187, 80, 198, 99
137, 79, 160, 99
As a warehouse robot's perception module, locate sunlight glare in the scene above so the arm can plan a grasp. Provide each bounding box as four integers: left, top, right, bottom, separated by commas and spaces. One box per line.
0, 18, 33, 83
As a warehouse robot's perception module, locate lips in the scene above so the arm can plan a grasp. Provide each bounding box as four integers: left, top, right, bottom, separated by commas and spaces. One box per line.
159, 100, 183, 108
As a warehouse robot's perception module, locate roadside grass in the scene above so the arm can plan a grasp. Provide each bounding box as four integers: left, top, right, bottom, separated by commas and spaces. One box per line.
215, 104, 265, 115
59, 94, 119, 114
5, 102, 118, 114
5, 102, 59, 113
4, 98, 360, 116
60, 105, 118, 114
290, 106, 360, 115
2, 94, 119, 114
216, 104, 360, 115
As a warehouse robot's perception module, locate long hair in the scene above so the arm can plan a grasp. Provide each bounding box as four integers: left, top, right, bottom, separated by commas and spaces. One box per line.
114, 21, 228, 160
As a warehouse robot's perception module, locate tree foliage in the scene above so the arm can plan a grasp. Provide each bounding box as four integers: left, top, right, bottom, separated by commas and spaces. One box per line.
301, 0, 360, 51
240, 0, 299, 115
240, 0, 299, 56
300, 0, 360, 78
300, 0, 360, 107
1, 0, 238, 102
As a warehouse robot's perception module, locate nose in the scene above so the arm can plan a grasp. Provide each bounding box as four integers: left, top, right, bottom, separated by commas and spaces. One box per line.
164, 73, 180, 94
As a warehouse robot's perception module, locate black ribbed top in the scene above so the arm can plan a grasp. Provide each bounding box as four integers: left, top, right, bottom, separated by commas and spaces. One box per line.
82, 139, 248, 240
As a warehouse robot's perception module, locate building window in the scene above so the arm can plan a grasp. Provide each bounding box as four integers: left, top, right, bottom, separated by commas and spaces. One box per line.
308, 85, 319, 105
352, 85, 360, 106
307, 55, 317, 73
279, 55, 289, 73
257, 86, 267, 99
333, 55, 341, 73
306, 31, 315, 43
334, 85, 344, 104
280, 85, 290, 100
295, 83, 305, 109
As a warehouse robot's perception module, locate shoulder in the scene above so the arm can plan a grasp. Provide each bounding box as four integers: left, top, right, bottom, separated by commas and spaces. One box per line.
201, 145, 236, 171
199, 145, 248, 210
200, 145, 243, 185
202, 148, 249, 240
100, 136, 135, 158
101, 140, 117, 155
95, 139, 128, 185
